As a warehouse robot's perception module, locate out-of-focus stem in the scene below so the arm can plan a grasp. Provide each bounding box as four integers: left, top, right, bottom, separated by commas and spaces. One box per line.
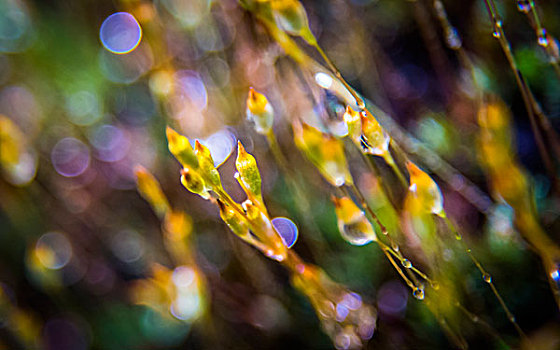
482, 0, 559, 187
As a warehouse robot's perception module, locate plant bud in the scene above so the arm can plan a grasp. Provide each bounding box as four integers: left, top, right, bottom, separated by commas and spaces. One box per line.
180, 168, 210, 200
194, 140, 222, 189
235, 142, 263, 204
406, 162, 444, 216
360, 110, 390, 156
166, 126, 199, 169
246, 88, 274, 135
343, 106, 362, 147
271, 0, 316, 44
333, 196, 376, 245
294, 122, 353, 187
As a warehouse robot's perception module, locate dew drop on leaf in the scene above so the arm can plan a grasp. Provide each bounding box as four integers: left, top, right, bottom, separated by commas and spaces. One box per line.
272, 217, 298, 248
412, 288, 425, 300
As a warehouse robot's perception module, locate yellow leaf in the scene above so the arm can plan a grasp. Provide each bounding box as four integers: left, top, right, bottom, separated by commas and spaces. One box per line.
235, 142, 263, 204
246, 88, 274, 134
194, 140, 222, 189
166, 126, 199, 169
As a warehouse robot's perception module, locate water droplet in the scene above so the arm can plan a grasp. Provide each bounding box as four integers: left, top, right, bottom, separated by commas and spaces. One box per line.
472, 316, 479, 323
402, 259, 412, 269
271, 217, 298, 248
550, 265, 560, 289
492, 20, 503, 39
264, 249, 285, 262
334, 176, 345, 187
315, 72, 333, 89
338, 218, 375, 246
100, 12, 142, 54
482, 273, 492, 283
537, 28, 549, 47
516, 0, 531, 13
357, 99, 365, 110
412, 288, 425, 300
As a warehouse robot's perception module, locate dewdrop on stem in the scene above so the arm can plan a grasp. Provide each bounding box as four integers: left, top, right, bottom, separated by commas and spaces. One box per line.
537, 28, 549, 47
492, 19, 503, 39
402, 259, 412, 269
516, 0, 531, 13
550, 263, 560, 289
271, 217, 299, 248
246, 88, 274, 135
412, 287, 425, 300
333, 196, 377, 246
